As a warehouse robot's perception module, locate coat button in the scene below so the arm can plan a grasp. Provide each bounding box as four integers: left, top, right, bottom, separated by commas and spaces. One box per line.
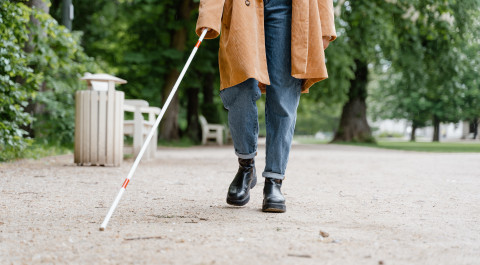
245, 0, 250, 6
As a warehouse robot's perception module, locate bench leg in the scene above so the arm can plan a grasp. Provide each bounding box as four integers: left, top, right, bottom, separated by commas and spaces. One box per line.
151, 129, 158, 158
216, 130, 223, 145
202, 130, 207, 145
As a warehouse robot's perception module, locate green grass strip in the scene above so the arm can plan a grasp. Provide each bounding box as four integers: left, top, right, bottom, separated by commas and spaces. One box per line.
295, 137, 480, 153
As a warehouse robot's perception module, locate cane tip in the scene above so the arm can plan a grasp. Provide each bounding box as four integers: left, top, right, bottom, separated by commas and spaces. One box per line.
99, 227, 105, 231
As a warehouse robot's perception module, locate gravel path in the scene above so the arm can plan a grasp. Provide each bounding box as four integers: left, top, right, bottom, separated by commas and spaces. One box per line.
1, 143, 479, 264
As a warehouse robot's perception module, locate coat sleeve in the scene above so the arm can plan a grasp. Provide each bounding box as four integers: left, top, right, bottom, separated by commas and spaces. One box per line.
318, 0, 337, 41
196, 0, 226, 39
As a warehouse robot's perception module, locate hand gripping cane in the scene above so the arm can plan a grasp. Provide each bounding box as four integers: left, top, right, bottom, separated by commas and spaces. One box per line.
99, 29, 209, 231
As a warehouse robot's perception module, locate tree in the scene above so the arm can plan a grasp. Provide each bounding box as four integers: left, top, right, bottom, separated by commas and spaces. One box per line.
370, 0, 480, 142
328, 0, 403, 142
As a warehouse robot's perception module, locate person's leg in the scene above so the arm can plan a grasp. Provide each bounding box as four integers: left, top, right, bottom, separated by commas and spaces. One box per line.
263, 0, 301, 180
219, 78, 261, 206
262, 0, 302, 212
219, 78, 261, 159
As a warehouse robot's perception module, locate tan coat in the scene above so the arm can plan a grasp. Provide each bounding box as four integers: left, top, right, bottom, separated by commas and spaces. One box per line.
196, 0, 336, 93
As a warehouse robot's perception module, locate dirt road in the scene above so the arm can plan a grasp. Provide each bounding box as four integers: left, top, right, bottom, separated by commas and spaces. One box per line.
1, 143, 479, 264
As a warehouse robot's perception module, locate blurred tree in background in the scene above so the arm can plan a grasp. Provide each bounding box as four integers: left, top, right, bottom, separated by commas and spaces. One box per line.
52, 0, 221, 142
369, 0, 480, 142
323, 0, 480, 142
26, 0, 98, 145
323, 0, 404, 143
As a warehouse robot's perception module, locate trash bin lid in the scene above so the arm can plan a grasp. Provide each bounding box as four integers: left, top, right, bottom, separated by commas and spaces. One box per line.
80, 73, 127, 84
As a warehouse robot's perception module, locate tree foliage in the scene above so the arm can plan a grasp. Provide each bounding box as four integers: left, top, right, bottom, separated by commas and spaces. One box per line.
69, 0, 220, 140
0, 2, 36, 160
370, 0, 480, 141
0, 1, 98, 160
28, 8, 99, 145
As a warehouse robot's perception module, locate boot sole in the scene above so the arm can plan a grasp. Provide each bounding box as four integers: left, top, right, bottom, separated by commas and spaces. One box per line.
262, 202, 286, 213
226, 176, 257, 206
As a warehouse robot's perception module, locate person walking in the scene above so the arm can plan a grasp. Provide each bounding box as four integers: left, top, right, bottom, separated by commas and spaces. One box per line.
196, 0, 336, 212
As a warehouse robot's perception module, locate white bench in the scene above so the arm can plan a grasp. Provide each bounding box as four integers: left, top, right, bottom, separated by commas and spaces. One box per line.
199, 115, 225, 145
123, 100, 161, 159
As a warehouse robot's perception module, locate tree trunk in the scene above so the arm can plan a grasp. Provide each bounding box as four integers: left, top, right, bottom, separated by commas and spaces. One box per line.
160, 70, 182, 140
203, 73, 214, 105
186, 86, 201, 142
200, 73, 222, 123
410, 122, 417, 142
159, 0, 194, 140
24, 0, 50, 53
332, 59, 373, 143
432, 116, 440, 142
61, 0, 72, 30
472, 118, 478, 140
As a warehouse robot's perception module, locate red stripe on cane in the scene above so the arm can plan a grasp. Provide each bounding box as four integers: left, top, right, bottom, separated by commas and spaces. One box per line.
122, 179, 130, 189
195, 40, 202, 48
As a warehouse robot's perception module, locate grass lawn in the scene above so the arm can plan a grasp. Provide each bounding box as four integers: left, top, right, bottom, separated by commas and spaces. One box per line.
1, 141, 73, 162
157, 137, 197, 147
294, 137, 480, 153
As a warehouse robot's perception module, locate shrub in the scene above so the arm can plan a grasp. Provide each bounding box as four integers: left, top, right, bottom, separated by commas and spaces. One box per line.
0, 2, 37, 161
28, 8, 99, 146
0, 2, 99, 161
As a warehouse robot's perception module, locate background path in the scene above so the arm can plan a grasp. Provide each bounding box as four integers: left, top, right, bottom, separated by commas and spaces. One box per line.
1, 144, 479, 264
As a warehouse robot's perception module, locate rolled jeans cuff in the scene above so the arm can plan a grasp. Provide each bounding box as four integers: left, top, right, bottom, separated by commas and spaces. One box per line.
262, 171, 284, 180
235, 151, 257, 159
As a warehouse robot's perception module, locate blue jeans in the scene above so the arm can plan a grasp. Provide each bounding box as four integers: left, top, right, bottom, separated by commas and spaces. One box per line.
219, 0, 301, 180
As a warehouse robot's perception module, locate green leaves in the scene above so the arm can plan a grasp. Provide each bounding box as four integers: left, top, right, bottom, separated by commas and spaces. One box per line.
26, 7, 99, 147
0, 1, 99, 161
369, 0, 480, 136
0, 1, 37, 161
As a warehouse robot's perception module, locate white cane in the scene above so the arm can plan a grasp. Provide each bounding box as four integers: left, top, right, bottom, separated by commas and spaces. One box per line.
100, 29, 209, 231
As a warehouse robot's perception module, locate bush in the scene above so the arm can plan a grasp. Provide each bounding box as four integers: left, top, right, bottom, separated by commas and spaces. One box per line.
28, 8, 99, 146
0, 2, 37, 161
0, 2, 99, 161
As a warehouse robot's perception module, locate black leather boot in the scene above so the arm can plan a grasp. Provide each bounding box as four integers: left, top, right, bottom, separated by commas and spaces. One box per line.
226, 158, 257, 206
262, 178, 286, 213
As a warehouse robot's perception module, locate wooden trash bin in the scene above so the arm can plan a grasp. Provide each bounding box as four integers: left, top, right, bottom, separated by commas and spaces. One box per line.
74, 73, 126, 166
